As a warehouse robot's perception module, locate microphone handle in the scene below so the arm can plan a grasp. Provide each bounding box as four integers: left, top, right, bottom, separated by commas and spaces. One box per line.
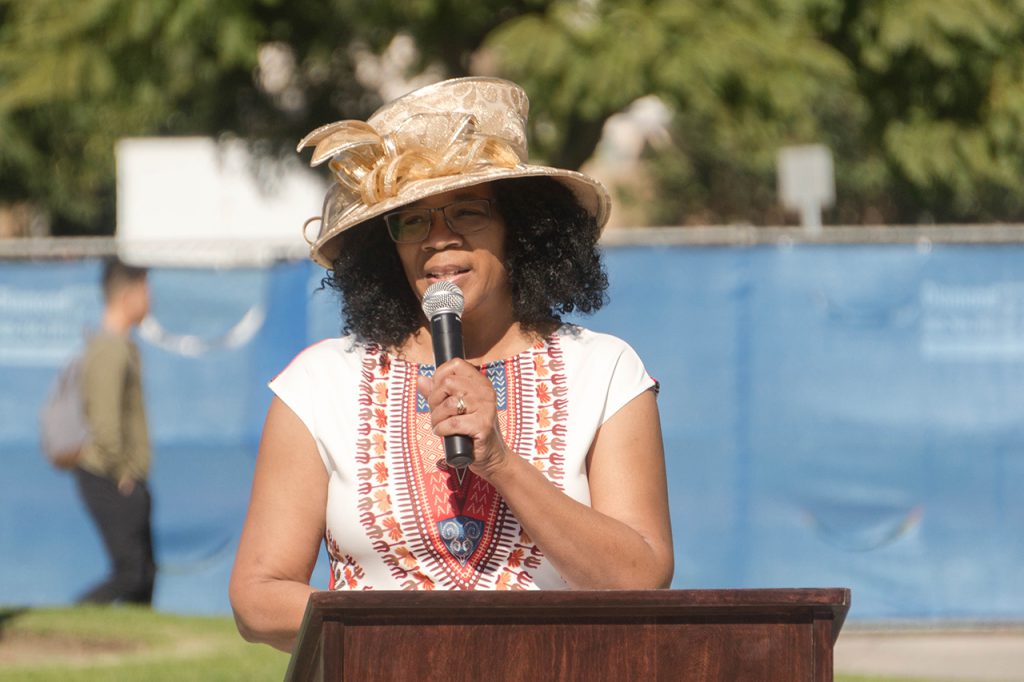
430, 312, 475, 468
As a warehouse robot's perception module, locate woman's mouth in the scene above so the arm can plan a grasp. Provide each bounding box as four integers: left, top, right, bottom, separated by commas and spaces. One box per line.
425, 267, 470, 283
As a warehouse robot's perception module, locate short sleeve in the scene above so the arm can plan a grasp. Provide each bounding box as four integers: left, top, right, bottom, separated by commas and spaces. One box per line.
600, 339, 658, 426
268, 342, 332, 470
269, 360, 314, 432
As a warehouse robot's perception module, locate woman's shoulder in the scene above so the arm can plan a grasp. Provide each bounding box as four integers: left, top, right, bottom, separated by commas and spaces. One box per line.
553, 324, 641, 358
554, 323, 655, 383
272, 334, 370, 382
554, 325, 658, 405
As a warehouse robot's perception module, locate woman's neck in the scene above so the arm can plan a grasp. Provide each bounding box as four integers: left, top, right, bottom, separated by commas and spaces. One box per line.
397, 318, 557, 366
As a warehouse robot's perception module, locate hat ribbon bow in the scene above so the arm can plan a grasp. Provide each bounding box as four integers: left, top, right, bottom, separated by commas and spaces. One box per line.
297, 114, 521, 207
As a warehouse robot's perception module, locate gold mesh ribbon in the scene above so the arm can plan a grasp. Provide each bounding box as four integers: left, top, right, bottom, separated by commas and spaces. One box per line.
297, 114, 521, 209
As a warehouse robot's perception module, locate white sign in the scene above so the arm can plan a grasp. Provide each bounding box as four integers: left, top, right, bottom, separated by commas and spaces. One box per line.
777, 144, 835, 233
116, 137, 328, 266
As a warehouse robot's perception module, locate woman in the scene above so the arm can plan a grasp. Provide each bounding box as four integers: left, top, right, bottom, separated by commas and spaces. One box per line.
230, 77, 673, 652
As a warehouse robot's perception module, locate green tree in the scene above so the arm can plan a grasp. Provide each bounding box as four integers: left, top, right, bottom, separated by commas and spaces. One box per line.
486, 0, 861, 224
491, 0, 1024, 225
0, 0, 372, 234
0, 0, 547, 235
4, 0, 1024, 234
816, 0, 1024, 222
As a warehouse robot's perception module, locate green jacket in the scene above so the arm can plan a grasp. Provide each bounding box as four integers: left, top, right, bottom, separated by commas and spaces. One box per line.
78, 331, 151, 482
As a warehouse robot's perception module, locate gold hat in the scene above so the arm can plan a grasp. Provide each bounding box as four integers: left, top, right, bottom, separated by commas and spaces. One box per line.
298, 77, 611, 268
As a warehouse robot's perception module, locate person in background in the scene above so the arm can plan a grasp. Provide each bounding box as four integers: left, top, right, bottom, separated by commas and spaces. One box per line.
231, 77, 673, 652
74, 256, 156, 605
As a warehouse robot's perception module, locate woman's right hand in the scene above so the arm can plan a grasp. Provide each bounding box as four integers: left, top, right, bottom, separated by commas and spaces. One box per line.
416, 358, 513, 479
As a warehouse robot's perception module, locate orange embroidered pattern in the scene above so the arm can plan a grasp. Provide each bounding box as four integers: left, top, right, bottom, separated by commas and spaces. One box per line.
336, 336, 567, 590
326, 530, 368, 590
350, 347, 432, 589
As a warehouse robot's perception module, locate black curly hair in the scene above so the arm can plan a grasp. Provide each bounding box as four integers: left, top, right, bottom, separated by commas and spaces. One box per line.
322, 176, 608, 350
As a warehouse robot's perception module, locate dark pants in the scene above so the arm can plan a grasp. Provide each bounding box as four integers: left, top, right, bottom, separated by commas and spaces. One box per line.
73, 467, 156, 605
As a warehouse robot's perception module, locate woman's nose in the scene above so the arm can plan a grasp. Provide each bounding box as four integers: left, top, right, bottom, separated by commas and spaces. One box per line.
421, 209, 463, 250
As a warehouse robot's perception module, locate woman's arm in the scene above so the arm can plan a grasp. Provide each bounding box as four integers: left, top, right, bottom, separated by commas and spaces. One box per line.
420, 361, 674, 589
229, 397, 327, 652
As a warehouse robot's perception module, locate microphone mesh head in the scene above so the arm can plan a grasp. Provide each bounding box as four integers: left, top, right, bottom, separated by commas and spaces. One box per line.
421, 281, 465, 319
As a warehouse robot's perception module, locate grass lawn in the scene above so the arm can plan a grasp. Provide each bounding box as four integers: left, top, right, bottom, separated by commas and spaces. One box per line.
0, 605, 947, 682
0, 606, 288, 681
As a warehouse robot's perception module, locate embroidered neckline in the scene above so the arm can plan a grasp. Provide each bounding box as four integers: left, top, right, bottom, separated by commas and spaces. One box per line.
347, 328, 568, 590
382, 330, 556, 372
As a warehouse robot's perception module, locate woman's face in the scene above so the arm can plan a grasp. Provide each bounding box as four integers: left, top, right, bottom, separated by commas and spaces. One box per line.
393, 183, 511, 326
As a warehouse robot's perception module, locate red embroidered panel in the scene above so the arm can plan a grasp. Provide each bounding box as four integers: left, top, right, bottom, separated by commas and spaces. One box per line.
345, 336, 567, 590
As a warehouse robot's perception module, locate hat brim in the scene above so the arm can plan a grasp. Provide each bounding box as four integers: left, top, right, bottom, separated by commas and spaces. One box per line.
309, 164, 610, 268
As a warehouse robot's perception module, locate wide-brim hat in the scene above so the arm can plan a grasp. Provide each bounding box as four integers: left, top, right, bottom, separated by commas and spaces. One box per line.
298, 77, 611, 268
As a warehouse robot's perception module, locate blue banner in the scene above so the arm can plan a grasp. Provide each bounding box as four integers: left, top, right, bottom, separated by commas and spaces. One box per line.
1, 245, 1021, 619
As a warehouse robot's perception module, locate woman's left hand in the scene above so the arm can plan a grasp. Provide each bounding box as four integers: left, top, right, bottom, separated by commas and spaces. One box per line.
416, 358, 510, 478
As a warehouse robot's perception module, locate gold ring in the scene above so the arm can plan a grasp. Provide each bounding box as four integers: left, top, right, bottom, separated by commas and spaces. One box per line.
455, 396, 467, 416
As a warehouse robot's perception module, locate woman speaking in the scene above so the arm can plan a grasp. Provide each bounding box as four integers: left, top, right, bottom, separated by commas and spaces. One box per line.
230, 77, 673, 652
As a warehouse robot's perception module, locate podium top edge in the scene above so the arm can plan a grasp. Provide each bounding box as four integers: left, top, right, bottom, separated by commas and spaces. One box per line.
308, 587, 851, 612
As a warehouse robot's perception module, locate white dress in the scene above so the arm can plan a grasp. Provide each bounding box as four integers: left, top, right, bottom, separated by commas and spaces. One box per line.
270, 325, 657, 590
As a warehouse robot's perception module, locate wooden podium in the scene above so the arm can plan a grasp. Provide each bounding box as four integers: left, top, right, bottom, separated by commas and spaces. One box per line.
285, 588, 850, 681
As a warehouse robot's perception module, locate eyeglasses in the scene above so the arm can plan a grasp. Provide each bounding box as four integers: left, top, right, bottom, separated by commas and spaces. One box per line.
383, 198, 493, 244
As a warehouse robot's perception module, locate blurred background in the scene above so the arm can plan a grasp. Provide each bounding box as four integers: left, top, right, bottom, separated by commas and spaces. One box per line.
1, 0, 1023, 671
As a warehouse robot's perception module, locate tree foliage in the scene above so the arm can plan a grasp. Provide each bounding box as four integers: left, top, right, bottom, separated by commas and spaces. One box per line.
489, 0, 1024, 225
0, 0, 374, 233
0, 0, 548, 234
2, 0, 1024, 234
820, 0, 1024, 222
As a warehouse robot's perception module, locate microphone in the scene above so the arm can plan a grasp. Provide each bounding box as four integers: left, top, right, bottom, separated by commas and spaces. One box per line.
421, 281, 474, 469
